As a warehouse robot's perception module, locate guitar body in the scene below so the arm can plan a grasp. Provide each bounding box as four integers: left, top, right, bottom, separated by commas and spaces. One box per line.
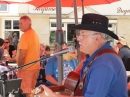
62, 71, 80, 95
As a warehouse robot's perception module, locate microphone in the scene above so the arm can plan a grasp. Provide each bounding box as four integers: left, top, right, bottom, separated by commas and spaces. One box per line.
50, 46, 75, 56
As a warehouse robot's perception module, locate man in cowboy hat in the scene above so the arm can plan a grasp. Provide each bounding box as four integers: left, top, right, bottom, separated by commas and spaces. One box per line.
39, 13, 127, 97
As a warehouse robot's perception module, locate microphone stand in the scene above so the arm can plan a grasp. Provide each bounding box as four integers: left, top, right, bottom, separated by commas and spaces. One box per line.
0, 73, 7, 97
0, 55, 50, 97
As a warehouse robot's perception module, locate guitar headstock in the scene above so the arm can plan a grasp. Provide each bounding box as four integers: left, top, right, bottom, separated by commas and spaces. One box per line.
30, 86, 44, 97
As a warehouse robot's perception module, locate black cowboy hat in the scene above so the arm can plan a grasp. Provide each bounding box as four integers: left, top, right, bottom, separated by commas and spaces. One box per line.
70, 13, 118, 40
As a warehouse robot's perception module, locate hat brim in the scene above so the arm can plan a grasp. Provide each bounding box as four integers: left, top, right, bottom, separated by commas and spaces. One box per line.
70, 24, 118, 40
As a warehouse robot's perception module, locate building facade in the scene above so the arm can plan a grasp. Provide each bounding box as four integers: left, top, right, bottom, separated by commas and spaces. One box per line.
0, 4, 129, 50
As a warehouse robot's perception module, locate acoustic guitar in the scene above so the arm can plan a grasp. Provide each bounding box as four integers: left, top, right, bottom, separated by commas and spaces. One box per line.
30, 71, 80, 97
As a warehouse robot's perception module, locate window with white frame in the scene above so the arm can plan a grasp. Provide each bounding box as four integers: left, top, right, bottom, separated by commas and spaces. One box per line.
3, 18, 20, 49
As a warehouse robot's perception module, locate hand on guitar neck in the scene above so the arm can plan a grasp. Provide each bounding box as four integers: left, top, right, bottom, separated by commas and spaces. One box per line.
30, 85, 65, 97
30, 85, 44, 97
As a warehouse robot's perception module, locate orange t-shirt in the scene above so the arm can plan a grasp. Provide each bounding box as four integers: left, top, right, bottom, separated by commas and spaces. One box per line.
16, 28, 40, 70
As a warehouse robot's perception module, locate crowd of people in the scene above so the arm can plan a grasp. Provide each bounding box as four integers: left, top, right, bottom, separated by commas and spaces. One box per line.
0, 13, 130, 97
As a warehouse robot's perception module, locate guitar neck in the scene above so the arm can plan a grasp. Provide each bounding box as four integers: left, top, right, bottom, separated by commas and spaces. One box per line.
48, 85, 65, 92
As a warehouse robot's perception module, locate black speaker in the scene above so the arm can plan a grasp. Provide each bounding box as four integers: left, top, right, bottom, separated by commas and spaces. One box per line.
0, 78, 22, 97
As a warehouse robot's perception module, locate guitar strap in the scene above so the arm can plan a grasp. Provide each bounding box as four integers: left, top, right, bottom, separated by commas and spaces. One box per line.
74, 48, 119, 96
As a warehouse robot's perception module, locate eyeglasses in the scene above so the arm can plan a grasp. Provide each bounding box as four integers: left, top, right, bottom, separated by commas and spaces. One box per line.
77, 35, 89, 39
77, 33, 99, 40
4, 42, 9, 44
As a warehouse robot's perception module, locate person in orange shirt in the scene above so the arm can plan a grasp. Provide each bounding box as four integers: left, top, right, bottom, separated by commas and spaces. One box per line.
16, 16, 40, 97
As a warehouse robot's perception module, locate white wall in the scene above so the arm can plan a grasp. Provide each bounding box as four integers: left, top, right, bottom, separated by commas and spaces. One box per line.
27, 15, 50, 45
18, 4, 29, 13
117, 18, 130, 46
0, 3, 130, 47
108, 16, 130, 47
0, 4, 19, 16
